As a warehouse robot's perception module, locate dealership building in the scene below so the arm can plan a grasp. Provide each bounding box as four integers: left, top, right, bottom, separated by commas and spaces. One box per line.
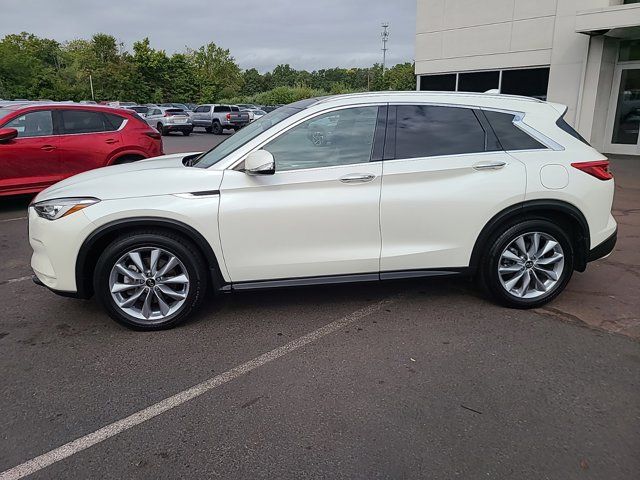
415, 0, 640, 155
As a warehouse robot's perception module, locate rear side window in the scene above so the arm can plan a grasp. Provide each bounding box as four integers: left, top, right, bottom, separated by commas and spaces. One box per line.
230, 106, 239, 112
60, 110, 112, 134
214, 105, 231, 113
104, 113, 125, 131
4, 110, 53, 137
484, 110, 546, 151
395, 105, 486, 159
556, 116, 590, 145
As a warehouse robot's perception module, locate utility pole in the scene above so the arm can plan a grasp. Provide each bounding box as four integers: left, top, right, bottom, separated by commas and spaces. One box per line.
89, 74, 95, 101
381, 23, 389, 76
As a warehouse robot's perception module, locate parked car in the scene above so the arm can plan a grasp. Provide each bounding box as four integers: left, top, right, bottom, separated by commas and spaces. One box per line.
241, 108, 268, 122
0, 103, 162, 196
79, 100, 98, 105
144, 107, 193, 136
124, 105, 151, 117
237, 104, 258, 110
107, 101, 137, 108
28, 92, 617, 330
191, 104, 250, 134
160, 103, 194, 117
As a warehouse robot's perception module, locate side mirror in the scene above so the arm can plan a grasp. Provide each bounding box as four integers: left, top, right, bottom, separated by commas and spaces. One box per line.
0, 128, 18, 143
244, 150, 275, 175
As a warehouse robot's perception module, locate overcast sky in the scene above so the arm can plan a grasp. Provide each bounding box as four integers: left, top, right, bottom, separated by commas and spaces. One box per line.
1, 0, 416, 72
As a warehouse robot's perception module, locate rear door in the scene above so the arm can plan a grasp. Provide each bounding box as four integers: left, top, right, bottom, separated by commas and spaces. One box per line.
56, 109, 124, 177
379, 104, 526, 274
0, 109, 61, 194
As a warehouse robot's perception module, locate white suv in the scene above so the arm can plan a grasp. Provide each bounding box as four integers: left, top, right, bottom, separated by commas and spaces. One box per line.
29, 92, 617, 330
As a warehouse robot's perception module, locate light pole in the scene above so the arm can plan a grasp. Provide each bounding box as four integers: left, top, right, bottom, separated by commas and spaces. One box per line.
381, 23, 389, 76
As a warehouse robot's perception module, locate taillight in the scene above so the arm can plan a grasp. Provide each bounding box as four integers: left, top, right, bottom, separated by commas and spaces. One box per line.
145, 131, 161, 140
226, 113, 231, 120
571, 160, 613, 180
164, 112, 171, 117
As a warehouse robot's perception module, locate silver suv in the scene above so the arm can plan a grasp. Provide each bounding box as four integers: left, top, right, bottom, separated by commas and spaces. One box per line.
192, 104, 250, 134
145, 107, 193, 136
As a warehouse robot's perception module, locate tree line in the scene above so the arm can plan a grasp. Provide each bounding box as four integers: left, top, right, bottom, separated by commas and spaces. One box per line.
0, 32, 416, 105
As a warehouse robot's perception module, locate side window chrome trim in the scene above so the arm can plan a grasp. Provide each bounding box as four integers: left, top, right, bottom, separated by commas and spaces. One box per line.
228, 102, 387, 171
480, 107, 564, 152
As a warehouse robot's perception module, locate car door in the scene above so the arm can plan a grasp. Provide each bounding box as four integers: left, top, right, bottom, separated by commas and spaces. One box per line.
0, 109, 61, 194
219, 105, 385, 282
56, 109, 123, 177
379, 104, 526, 274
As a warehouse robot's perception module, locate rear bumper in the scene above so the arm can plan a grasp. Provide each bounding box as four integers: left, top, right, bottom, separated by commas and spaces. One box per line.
588, 228, 617, 263
164, 124, 193, 132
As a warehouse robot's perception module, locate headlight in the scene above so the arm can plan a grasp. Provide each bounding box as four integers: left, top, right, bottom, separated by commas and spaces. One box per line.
32, 197, 100, 221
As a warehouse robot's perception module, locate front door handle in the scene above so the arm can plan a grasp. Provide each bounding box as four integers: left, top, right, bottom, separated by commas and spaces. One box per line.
339, 173, 376, 184
473, 160, 507, 171
105, 138, 119, 144
40, 145, 56, 152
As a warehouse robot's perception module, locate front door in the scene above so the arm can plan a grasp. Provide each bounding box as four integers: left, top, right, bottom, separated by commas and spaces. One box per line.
0, 109, 61, 195
219, 106, 383, 282
605, 63, 640, 154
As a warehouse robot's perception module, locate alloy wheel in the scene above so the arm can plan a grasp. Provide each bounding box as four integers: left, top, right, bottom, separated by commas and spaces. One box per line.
108, 247, 190, 323
497, 232, 565, 299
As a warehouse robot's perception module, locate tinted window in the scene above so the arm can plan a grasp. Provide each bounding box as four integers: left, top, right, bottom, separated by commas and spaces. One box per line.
230, 106, 239, 112
202, 106, 211, 113
60, 110, 111, 134
395, 105, 485, 159
501, 68, 549, 100
5, 110, 53, 137
214, 106, 231, 113
264, 106, 378, 171
419, 74, 456, 91
104, 113, 125, 131
458, 71, 499, 93
483, 110, 546, 151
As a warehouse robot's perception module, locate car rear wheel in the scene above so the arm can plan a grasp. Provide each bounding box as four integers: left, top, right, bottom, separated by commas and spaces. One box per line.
157, 123, 167, 136
211, 121, 223, 135
94, 231, 208, 330
183, 130, 191, 136
479, 220, 574, 309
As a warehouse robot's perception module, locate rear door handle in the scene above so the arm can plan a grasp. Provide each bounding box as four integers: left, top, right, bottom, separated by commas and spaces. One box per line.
105, 139, 119, 144
40, 145, 56, 151
473, 160, 507, 170
339, 173, 376, 184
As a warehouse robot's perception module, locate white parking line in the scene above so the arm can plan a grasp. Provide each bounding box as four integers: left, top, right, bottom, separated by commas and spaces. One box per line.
0, 296, 397, 480
0, 275, 32, 286
0, 216, 27, 223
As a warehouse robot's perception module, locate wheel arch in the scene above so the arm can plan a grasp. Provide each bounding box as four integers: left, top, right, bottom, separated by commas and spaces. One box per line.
469, 200, 590, 273
75, 217, 227, 298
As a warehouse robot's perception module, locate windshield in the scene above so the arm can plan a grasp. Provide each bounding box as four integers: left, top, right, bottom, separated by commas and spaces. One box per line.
193, 105, 304, 168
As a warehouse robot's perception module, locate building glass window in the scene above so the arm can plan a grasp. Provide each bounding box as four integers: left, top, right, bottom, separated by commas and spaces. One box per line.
619, 40, 640, 62
501, 68, 550, 100
611, 68, 640, 145
458, 71, 499, 92
419, 74, 456, 91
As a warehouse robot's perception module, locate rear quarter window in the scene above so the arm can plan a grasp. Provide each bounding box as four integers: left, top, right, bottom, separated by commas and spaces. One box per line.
483, 110, 546, 151
556, 117, 590, 145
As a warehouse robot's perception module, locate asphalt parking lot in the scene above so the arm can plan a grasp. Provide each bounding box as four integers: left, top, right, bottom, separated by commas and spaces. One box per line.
0, 132, 639, 479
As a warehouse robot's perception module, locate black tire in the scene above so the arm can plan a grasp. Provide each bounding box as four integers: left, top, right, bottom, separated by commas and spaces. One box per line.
479, 219, 574, 309
204, 126, 212, 133
211, 121, 223, 135
183, 129, 192, 136
94, 230, 209, 330
157, 123, 167, 136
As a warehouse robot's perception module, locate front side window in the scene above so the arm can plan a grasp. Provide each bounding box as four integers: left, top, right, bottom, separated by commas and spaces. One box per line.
4, 110, 53, 137
60, 110, 111, 134
395, 105, 485, 159
483, 110, 545, 151
263, 106, 378, 172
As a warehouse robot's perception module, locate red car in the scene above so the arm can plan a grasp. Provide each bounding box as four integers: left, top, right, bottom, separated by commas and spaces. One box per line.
0, 103, 163, 196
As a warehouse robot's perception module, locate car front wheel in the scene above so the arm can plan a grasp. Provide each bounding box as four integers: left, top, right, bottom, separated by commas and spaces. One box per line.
94, 231, 208, 330
480, 220, 574, 309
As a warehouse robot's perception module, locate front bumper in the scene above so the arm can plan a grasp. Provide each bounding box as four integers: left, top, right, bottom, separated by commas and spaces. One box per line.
588, 228, 617, 263
29, 207, 95, 293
